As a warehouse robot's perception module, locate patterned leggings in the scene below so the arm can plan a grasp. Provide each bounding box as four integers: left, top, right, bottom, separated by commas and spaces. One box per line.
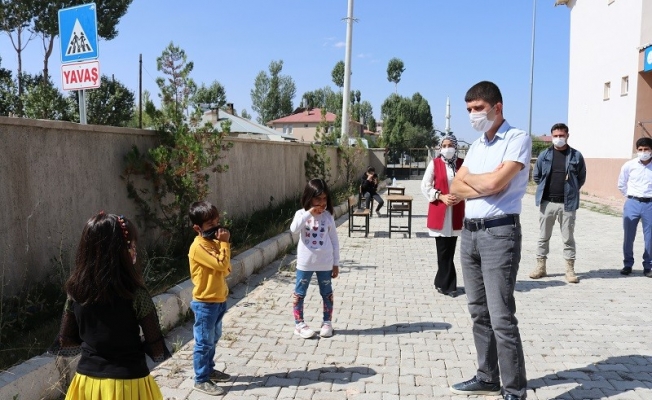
292, 269, 333, 324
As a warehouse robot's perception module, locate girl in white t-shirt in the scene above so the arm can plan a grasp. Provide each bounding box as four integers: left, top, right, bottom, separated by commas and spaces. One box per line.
289, 178, 340, 339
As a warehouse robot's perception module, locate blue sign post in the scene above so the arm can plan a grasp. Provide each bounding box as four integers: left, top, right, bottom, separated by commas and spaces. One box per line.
645, 47, 652, 72
58, 3, 99, 64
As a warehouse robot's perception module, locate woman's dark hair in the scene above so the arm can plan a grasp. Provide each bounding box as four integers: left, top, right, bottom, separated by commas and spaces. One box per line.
301, 178, 334, 214
66, 213, 144, 305
464, 81, 503, 106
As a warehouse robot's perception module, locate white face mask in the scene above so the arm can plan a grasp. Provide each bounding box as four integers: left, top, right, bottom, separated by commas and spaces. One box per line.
440, 147, 456, 159
552, 137, 566, 148
638, 152, 652, 162
469, 106, 495, 132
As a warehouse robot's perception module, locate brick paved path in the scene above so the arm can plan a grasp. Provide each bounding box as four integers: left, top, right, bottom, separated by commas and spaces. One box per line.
153, 179, 652, 400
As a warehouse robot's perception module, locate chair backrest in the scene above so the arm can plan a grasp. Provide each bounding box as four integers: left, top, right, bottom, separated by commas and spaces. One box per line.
348, 196, 356, 215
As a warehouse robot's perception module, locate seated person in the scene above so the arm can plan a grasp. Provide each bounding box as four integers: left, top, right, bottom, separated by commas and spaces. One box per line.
361, 169, 384, 217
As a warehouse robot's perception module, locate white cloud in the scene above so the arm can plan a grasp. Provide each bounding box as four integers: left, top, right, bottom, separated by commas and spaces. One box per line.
333, 41, 345, 48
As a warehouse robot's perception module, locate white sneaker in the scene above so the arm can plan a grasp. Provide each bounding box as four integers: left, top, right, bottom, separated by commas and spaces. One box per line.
320, 323, 334, 337
294, 322, 315, 339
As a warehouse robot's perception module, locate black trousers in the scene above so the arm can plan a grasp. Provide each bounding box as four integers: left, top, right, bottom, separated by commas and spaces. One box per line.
434, 236, 458, 293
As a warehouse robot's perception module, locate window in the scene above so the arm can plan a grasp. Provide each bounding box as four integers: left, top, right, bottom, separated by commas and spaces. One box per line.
283, 124, 293, 134
604, 82, 611, 100
621, 76, 629, 96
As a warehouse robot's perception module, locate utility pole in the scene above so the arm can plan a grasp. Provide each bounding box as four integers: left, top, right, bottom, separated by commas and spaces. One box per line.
527, 0, 537, 136
139, 53, 143, 129
340, 0, 355, 140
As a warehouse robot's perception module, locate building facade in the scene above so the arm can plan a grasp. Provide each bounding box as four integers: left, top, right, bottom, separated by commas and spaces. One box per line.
565, 0, 652, 198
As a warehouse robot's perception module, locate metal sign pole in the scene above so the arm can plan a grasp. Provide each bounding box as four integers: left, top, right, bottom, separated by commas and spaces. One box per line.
79, 89, 87, 124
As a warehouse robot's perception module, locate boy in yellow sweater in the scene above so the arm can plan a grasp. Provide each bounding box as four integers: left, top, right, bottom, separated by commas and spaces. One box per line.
188, 201, 232, 396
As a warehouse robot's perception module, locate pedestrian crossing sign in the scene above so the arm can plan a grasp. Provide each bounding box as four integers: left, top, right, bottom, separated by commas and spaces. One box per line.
58, 3, 99, 63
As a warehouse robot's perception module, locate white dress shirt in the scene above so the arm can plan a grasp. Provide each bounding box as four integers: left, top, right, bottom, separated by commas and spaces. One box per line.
618, 158, 652, 198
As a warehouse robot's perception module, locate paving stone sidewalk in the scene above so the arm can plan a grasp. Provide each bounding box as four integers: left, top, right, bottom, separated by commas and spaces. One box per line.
152, 179, 652, 400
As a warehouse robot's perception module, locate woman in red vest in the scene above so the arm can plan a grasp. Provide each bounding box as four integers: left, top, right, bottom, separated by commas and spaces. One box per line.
421, 135, 465, 297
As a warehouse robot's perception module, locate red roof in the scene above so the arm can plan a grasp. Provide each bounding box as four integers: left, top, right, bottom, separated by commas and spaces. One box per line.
537, 135, 553, 142
268, 108, 336, 124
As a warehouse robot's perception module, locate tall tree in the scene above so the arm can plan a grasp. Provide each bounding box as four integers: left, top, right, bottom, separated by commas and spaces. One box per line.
331, 60, 344, 89
240, 109, 252, 120
192, 80, 226, 110
21, 74, 71, 120
0, 56, 16, 115
381, 92, 433, 152
386, 57, 405, 94
0, 0, 36, 100
155, 42, 196, 124
32, 1, 133, 80
68, 75, 135, 126
302, 86, 340, 113
250, 60, 296, 125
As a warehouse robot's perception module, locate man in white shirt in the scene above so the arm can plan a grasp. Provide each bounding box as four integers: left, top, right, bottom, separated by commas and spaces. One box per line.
617, 137, 652, 277
449, 81, 530, 400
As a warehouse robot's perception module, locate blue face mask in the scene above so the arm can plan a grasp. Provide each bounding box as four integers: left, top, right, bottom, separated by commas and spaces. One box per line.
201, 226, 220, 239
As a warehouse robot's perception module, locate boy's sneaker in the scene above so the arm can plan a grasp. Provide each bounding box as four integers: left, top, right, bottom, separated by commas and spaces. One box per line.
210, 369, 231, 382
194, 381, 225, 396
320, 322, 334, 337
450, 376, 501, 396
294, 322, 315, 338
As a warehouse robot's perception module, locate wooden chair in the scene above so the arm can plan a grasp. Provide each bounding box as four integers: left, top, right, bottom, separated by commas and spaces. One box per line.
348, 196, 370, 237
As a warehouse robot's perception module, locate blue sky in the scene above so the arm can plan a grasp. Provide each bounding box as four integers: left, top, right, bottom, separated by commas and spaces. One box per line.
0, 0, 570, 144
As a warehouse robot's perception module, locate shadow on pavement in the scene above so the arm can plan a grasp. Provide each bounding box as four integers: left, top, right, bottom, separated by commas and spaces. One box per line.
515, 279, 567, 292
335, 321, 452, 335
529, 354, 652, 399
225, 366, 377, 393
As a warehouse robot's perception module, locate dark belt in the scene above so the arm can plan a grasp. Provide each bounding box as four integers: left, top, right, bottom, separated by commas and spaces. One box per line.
628, 195, 652, 203
545, 196, 564, 203
463, 214, 519, 232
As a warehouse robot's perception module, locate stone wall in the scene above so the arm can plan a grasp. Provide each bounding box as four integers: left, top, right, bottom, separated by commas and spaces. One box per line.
0, 117, 366, 293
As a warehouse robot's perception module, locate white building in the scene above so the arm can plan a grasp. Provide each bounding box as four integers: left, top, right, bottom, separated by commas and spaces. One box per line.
563, 0, 652, 198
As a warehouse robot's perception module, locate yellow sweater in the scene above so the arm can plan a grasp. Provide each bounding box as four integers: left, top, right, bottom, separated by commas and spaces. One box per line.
188, 236, 231, 302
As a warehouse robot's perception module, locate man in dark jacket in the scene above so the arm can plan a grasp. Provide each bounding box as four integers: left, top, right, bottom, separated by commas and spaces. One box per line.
530, 123, 586, 283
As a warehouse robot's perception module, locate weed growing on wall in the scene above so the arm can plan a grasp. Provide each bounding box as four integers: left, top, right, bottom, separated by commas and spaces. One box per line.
338, 138, 368, 188
122, 115, 233, 254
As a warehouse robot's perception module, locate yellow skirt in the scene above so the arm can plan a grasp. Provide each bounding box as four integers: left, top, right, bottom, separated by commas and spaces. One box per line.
65, 373, 163, 400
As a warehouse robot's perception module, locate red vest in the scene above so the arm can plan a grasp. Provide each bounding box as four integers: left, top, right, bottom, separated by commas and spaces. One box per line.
426, 157, 465, 231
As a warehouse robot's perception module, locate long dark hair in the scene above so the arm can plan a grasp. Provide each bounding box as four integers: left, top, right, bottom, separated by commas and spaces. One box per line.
66, 213, 145, 305
300, 178, 334, 214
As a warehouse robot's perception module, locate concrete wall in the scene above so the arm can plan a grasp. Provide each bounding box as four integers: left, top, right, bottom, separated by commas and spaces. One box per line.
0, 117, 365, 293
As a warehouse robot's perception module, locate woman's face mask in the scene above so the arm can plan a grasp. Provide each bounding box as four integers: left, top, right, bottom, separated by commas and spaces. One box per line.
440, 147, 456, 159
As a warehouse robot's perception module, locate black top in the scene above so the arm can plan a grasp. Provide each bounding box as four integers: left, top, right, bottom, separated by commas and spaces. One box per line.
544, 147, 569, 199
49, 288, 171, 379
361, 175, 378, 196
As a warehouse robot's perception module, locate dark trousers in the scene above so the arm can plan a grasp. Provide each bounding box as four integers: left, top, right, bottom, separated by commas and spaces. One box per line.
434, 236, 458, 293
460, 222, 527, 398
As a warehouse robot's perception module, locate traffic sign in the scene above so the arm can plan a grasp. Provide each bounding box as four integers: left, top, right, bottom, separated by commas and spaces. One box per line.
58, 3, 99, 63
61, 60, 101, 91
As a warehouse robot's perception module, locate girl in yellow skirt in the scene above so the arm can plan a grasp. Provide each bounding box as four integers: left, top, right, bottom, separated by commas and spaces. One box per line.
49, 212, 171, 400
